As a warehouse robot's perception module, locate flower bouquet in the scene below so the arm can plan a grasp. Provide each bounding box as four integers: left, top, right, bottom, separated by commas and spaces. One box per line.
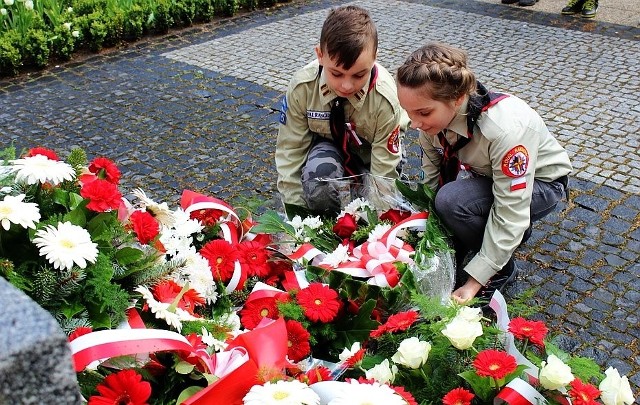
1, 146, 636, 405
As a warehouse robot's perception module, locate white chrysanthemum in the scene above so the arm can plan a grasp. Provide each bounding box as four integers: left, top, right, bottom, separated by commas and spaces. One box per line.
338, 198, 372, 221
367, 223, 392, 243
243, 380, 320, 405
10, 155, 75, 185
132, 188, 175, 227
201, 327, 228, 352
0, 194, 41, 230
135, 286, 197, 332
301, 215, 323, 230
319, 244, 350, 267
327, 380, 405, 405
173, 251, 217, 304
338, 342, 361, 362
33, 222, 98, 270
172, 208, 204, 237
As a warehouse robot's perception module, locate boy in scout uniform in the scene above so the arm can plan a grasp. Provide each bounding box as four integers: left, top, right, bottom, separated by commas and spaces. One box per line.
396, 43, 572, 305
275, 5, 409, 216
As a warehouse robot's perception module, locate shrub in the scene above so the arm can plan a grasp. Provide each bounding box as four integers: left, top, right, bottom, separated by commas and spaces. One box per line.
22, 28, 50, 67
48, 24, 76, 60
123, 4, 145, 40
0, 32, 21, 77
213, 0, 237, 17
193, 0, 215, 23
171, 0, 196, 27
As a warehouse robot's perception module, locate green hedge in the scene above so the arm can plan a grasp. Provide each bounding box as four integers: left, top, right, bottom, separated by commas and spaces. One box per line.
0, 0, 292, 77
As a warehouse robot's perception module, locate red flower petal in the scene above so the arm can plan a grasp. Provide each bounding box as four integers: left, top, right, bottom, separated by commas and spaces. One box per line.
472, 349, 518, 380
296, 283, 340, 323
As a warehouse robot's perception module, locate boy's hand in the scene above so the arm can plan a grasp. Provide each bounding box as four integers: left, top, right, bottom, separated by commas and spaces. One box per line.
451, 277, 483, 304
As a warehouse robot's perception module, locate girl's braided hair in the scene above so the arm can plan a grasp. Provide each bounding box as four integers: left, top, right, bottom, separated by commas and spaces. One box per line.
396, 42, 477, 102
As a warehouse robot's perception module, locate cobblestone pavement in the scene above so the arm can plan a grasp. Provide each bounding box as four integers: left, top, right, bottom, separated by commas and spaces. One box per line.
1, 0, 639, 393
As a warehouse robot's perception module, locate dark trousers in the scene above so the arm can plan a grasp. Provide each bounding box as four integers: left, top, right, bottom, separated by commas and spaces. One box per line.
434, 176, 567, 269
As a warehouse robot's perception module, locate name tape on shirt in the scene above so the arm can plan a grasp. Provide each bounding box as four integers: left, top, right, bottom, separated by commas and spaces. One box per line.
387, 125, 401, 153
501, 145, 529, 178
307, 111, 331, 120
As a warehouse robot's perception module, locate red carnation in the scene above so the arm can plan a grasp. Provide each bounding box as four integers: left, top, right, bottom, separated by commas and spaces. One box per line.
285, 319, 311, 362
200, 239, 240, 284
568, 378, 601, 405
296, 283, 340, 323
473, 349, 518, 380
88, 369, 151, 405
129, 210, 160, 245
239, 297, 279, 330
333, 213, 358, 238
299, 366, 332, 384
508, 317, 548, 347
237, 240, 271, 278
68, 326, 93, 342
89, 157, 122, 184
81, 178, 122, 212
379, 209, 411, 224
26, 147, 59, 161
442, 387, 475, 405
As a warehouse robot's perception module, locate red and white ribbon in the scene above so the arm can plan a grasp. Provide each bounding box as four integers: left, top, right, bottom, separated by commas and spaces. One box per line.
495, 378, 547, 405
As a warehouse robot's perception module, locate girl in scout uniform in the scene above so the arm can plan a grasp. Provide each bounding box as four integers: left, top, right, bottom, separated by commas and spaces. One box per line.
275, 5, 409, 216
396, 42, 572, 305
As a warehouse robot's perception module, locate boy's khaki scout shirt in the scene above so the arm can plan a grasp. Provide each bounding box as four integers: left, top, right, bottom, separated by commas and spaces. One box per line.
419, 95, 573, 286
276, 60, 409, 207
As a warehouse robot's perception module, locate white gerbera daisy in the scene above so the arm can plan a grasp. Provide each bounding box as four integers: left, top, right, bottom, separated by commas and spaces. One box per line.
10, 155, 75, 185
318, 244, 350, 268
132, 188, 175, 227
33, 222, 98, 270
135, 286, 198, 332
0, 194, 41, 230
327, 380, 406, 405
243, 380, 320, 405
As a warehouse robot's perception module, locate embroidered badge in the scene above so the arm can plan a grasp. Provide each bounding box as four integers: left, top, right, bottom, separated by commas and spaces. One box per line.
501, 145, 529, 178
387, 126, 401, 153
307, 111, 331, 120
279, 96, 288, 125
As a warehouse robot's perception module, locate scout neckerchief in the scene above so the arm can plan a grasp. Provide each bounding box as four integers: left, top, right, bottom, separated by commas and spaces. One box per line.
327, 65, 378, 177
437, 81, 508, 188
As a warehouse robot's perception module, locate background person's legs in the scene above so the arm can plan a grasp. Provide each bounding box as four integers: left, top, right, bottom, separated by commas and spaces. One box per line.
301, 140, 344, 215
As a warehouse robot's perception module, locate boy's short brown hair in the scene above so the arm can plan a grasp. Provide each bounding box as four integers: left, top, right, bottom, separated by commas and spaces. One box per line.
319, 5, 378, 70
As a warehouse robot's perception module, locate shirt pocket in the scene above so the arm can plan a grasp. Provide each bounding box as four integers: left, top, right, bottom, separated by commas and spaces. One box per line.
308, 119, 331, 135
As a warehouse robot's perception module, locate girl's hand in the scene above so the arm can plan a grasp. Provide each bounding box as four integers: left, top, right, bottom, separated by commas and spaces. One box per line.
451, 277, 483, 304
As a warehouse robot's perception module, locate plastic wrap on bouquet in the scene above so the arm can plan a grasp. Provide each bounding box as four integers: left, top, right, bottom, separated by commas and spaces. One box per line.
409, 248, 455, 304
321, 173, 415, 213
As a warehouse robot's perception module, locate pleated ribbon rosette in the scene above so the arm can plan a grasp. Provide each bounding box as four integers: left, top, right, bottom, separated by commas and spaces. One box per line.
289, 212, 428, 288
70, 316, 288, 405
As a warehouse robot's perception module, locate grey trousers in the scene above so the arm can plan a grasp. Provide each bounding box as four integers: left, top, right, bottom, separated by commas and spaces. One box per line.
434, 175, 567, 264
301, 140, 345, 214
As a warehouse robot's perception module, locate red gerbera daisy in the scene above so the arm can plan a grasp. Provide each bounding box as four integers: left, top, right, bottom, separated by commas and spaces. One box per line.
89, 157, 122, 184
342, 348, 366, 368
237, 240, 271, 278
442, 387, 475, 405
129, 210, 160, 245
200, 239, 240, 283
68, 326, 93, 342
239, 297, 279, 330
508, 317, 548, 347
152, 280, 205, 315
88, 369, 151, 405
391, 385, 418, 405
26, 147, 59, 161
568, 378, 601, 405
473, 349, 518, 380
299, 366, 331, 384
370, 310, 419, 338
189, 209, 225, 227
81, 179, 122, 212
296, 283, 340, 323
285, 320, 311, 362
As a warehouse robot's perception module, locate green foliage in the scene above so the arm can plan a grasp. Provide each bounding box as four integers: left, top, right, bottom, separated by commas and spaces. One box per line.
0, 32, 21, 76
82, 253, 131, 328
48, 24, 76, 60
212, 0, 237, 17
171, 0, 196, 27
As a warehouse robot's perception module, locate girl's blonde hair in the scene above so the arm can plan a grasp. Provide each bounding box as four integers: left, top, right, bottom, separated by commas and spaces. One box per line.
396, 42, 477, 102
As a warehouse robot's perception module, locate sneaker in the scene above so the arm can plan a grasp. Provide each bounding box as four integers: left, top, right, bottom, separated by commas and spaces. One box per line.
518, 0, 537, 6
581, 0, 598, 18
561, 0, 584, 14
477, 259, 518, 302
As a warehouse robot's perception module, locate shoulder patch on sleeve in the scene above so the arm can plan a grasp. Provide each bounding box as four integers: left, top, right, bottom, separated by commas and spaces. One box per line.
387, 125, 400, 153
279, 95, 288, 125
501, 145, 529, 178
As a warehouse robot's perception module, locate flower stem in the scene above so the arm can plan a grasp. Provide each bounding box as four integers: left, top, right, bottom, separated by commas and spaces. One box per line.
168, 282, 190, 312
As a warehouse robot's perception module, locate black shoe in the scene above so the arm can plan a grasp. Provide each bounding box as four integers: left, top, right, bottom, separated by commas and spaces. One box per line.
562, 0, 584, 14
521, 225, 532, 245
477, 260, 518, 302
501, 0, 519, 4
581, 0, 597, 18
518, 0, 537, 6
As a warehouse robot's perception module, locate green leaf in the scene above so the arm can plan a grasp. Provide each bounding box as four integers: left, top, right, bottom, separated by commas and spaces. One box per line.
86, 212, 116, 240
52, 188, 70, 208
252, 210, 295, 234
332, 299, 379, 350
69, 192, 85, 210
175, 360, 196, 375
63, 206, 87, 227
458, 370, 494, 402
114, 246, 145, 266
176, 386, 204, 404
